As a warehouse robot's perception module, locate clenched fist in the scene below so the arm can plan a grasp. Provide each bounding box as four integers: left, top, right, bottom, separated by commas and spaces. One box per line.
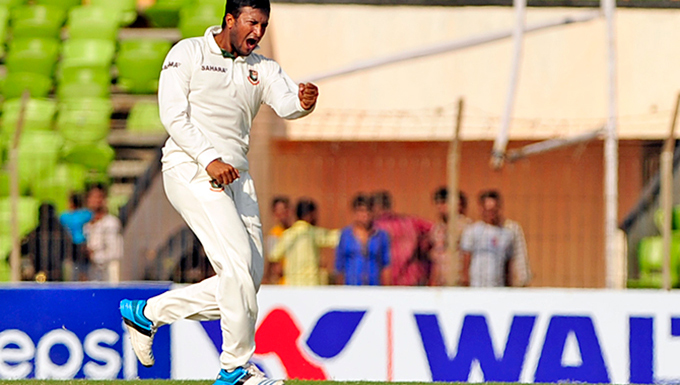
206, 158, 240, 186
298, 82, 318, 110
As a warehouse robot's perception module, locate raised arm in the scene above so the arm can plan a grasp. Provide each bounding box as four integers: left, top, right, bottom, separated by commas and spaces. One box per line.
262, 60, 318, 120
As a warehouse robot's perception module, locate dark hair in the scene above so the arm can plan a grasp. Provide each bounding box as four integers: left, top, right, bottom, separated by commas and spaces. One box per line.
222, 0, 271, 29
271, 196, 290, 209
479, 189, 502, 206
69, 192, 84, 209
371, 190, 392, 210
296, 198, 317, 220
434, 187, 468, 210
86, 182, 108, 196
352, 193, 373, 210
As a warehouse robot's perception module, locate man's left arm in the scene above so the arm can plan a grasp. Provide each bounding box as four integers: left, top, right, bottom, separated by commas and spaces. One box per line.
262, 60, 318, 119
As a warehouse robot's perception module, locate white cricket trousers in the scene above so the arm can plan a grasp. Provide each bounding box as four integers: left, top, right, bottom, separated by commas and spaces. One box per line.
144, 161, 265, 371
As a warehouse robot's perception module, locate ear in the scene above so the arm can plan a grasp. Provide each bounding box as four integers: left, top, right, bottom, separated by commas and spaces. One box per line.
225, 13, 236, 29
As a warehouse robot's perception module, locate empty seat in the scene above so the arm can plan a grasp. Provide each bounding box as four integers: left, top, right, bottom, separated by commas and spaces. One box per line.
32, 163, 87, 213
127, 101, 165, 133
179, 2, 222, 39
57, 67, 111, 99
144, 0, 190, 28
1, 97, 57, 139
11, 5, 66, 39
0, 196, 40, 237
35, 0, 81, 13
60, 39, 115, 72
61, 140, 114, 173
89, 0, 136, 26
57, 98, 112, 143
1, 72, 52, 99
0, 6, 9, 58
0, 0, 26, 10
67, 6, 120, 41
116, 39, 171, 94
5, 38, 60, 78
17, 130, 62, 194
637, 235, 680, 288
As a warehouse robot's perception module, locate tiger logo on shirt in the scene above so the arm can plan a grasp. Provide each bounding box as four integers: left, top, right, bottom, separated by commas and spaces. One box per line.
248, 69, 260, 85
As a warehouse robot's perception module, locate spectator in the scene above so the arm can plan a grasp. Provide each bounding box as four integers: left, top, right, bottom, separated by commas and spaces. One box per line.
22, 203, 75, 281
84, 184, 123, 282
335, 193, 391, 286
429, 187, 472, 286
264, 196, 292, 284
503, 214, 532, 287
460, 190, 514, 287
372, 190, 433, 286
59, 192, 93, 281
270, 198, 339, 285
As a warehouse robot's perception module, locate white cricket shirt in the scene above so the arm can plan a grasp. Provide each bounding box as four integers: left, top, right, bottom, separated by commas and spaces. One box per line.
158, 26, 312, 172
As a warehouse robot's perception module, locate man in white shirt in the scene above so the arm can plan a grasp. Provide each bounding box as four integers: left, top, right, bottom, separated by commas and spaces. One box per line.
460, 190, 515, 287
119, 1, 318, 384
84, 184, 123, 282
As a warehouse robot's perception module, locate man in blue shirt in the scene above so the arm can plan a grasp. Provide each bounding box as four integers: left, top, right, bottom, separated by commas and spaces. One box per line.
59, 192, 92, 281
335, 194, 391, 285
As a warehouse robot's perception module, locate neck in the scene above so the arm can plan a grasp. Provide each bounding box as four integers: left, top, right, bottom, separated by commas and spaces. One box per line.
214, 29, 237, 58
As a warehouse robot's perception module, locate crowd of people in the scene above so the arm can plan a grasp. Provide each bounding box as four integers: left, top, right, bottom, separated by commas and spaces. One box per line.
263, 188, 532, 287
21, 183, 123, 282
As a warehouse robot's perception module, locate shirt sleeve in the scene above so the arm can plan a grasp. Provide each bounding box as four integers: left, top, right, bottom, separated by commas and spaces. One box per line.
381, 231, 391, 267
335, 230, 348, 274
270, 228, 295, 262
262, 59, 314, 120
315, 227, 340, 248
158, 41, 221, 169
460, 226, 474, 253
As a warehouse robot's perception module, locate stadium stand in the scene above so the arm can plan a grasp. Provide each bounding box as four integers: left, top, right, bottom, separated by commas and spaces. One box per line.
178, 1, 222, 39
11, 4, 65, 39
5, 38, 60, 78
144, 0, 188, 28
67, 5, 120, 41
116, 39, 171, 94
89, 0, 138, 27
57, 97, 113, 143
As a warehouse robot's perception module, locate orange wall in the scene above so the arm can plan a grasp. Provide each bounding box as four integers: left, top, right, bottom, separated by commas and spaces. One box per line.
269, 140, 642, 288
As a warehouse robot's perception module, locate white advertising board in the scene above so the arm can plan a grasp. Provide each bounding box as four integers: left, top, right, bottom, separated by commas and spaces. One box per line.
172, 286, 680, 384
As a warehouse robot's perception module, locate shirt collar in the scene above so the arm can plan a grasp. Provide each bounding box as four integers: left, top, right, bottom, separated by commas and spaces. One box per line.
205, 25, 259, 61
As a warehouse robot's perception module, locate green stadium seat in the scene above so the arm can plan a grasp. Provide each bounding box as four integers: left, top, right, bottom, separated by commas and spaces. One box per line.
178, 2, 222, 39
5, 38, 60, 78
1, 72, 52, 100
116, 39, 171, 94
61, 140, 114, 173
32, 163, 87, 213
127, 101, 165, 133
67, 6, 120, 41
11, 5, 66, 39
0, 0, 26, 10
57, 98, 112, 143
60, 39, 115, 72
16, 130, 62, 194
57, 67, 111, 99
1, 97, 57, 140
0, 171, 9, 197
0, 196, 40, 237
89, 0, 136, 26
637, 235, 680, 288
0, 7, 10, 58
35, 0, 81, 13
144, 0, 191, 28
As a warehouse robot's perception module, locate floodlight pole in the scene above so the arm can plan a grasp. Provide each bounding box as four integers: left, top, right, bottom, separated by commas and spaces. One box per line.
603, 0, 620, 289
447, 98, 464, 286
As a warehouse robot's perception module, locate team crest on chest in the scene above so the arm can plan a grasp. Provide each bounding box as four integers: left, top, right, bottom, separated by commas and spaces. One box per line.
248, 69, 260, 85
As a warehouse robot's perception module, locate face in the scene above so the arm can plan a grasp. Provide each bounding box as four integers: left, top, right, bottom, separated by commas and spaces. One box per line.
226, 7, 269, 57
480, 197, 500, 225
272, 202, 291, 224
435, 199, 448, 220
353, 205, 373, 228
87, 188, 106, 212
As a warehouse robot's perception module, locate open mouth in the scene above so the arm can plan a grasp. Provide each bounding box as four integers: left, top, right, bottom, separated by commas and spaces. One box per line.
246, 38, 258, 49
